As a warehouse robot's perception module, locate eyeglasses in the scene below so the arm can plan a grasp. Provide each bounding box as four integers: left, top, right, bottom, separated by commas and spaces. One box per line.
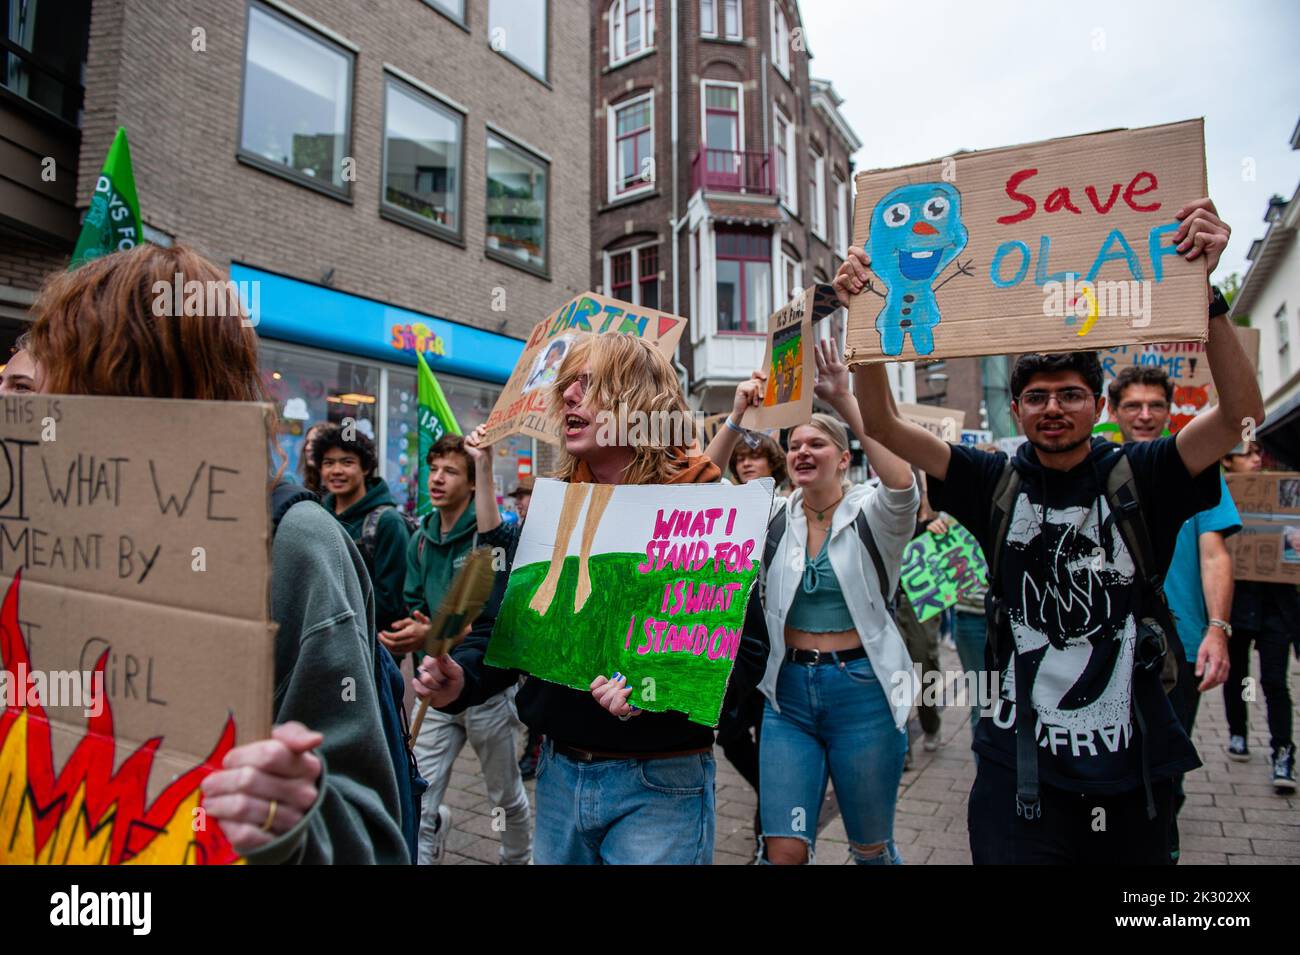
1018, 388, 1096, 412
1118, 400, 1169, 415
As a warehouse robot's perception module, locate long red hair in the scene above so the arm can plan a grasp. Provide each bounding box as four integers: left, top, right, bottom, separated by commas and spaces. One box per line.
28, 243, 264, 401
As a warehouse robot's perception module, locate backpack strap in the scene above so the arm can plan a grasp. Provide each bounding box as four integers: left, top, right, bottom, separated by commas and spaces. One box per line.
1102, 454, 1157, 587
852, 510, 893, 611
359, 505, 392, 567
981, 460, 1042, 821
984, 461, 1020, 665
758, 506, 788, 607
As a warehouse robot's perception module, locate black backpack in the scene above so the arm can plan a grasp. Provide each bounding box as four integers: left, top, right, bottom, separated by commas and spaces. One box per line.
270, 481, 426, 863
983, 452, 1181, 822
359, 504, 420, 568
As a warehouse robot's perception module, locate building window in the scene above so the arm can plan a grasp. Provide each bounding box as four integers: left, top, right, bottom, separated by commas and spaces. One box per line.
610, 93, 654, 199
611, 0, 655, 64
834, 173, 849, 255
774, 105, 796, 214
716, 229, 771, 334
1278, 302, 1291, 380
781, 250, 802, 302
2, 0, 90, 124
382, 78, 463, 238
771, 1, 791, 78
486, 132, 548, 274
422, 0, 465, 22
808, 148, 826, 239
606, 242, 660, 308
701, 0, 740, 38
489, 0, 548, 82
239, 3, 354, 194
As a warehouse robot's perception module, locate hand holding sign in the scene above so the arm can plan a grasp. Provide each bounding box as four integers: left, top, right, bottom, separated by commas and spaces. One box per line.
1172, 198, 1230, 272
200, 721, 323, 852
412, 653, 466, 710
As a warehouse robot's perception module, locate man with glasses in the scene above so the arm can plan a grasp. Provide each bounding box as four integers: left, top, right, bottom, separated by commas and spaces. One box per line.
835, 197, 1265, 864
1108, 365, 1239, 861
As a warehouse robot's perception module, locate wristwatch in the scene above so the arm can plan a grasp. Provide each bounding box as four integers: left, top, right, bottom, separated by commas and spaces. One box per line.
1208, 618, 1233, 638
1208, 285, 1229, 319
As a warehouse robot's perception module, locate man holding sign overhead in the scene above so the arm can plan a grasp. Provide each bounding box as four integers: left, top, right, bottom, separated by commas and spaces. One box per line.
838, 186, 1265, 865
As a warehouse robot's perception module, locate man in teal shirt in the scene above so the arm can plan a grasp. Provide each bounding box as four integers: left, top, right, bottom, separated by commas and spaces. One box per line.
1109, 366, 1239, 862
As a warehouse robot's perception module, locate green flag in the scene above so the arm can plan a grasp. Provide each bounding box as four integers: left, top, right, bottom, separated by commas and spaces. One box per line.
70, 127, 143, 270
417, 351, 462, 517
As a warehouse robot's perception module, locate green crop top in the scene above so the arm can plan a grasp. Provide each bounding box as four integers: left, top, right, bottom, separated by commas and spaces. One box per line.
785, 532, 857, 633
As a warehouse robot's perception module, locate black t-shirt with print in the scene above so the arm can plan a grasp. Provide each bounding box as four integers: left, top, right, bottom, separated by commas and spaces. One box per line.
928, 436, 1220, 795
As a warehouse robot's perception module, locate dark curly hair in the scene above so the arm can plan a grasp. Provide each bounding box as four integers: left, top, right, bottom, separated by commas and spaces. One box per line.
313, 424, 378, 478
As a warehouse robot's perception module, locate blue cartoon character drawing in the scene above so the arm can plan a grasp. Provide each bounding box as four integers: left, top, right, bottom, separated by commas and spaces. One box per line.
865, 183, 973, 356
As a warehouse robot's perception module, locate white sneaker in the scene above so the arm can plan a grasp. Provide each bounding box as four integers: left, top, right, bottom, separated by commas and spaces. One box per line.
923, 732, 940, 752
429, 804, 451, 864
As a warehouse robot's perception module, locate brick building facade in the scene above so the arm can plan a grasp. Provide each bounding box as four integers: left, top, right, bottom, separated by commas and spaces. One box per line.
3, 0, 593, 506
590, 0, 861, 412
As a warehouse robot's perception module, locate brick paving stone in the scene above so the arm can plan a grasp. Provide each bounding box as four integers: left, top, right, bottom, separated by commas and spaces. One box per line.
433, 647, 1298, 865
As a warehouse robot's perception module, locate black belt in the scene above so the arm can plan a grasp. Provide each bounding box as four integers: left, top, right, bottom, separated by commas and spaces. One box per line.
785, 646, 867, 666
551, 742, 712, 763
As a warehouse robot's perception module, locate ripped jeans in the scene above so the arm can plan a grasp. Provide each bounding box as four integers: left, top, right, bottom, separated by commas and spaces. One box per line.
759, 654, 907, 864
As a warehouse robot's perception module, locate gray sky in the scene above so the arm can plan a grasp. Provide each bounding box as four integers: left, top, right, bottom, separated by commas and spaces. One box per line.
801, 0, 1300, 283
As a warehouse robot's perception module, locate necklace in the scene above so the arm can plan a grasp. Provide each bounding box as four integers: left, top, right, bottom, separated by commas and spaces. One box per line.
801, 491, 844, 524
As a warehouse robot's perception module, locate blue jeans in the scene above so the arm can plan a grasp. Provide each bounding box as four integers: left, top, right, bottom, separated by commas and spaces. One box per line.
533, 741, 716, 864
953, 610, 988, 733
759, 655, 907, 864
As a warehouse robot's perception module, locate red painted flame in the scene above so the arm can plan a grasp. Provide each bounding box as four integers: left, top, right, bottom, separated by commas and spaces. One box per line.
0, 570, 238, 864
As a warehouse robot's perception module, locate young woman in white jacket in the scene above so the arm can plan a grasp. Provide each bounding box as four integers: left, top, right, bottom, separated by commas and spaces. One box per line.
710, 340, 919, 864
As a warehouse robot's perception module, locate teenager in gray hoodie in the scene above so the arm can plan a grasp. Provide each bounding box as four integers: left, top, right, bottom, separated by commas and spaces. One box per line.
28, 242, 407, 864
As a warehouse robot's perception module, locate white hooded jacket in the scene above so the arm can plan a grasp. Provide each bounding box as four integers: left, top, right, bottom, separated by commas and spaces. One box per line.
757, 478, 920, 730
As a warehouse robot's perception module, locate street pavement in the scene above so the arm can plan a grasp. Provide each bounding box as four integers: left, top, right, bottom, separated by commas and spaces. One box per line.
437, 643, 1299, 865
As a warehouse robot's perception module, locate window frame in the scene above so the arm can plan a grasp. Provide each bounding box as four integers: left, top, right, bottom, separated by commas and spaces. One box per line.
770, 0, 791, 79
715, 230, 772, 336
236, 0, 357, 201
603, 240, 661, 308
610, 0, 656, 65
700, 79, 744, 152
484, 127, 552, 279
808, 148, 826, 240
420, 0, 469, 30
488, 0, 551, 86
608, 91, 656, 202
773, 103, 797, 216
701, 0, 741, 39
379, 72, 467, 245
834, 172, 850, 255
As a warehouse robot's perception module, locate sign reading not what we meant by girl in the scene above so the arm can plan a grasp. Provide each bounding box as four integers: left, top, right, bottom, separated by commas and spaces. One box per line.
486, 478, 773, 726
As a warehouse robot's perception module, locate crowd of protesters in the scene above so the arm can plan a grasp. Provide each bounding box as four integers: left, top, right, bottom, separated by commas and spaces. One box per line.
2, 190, 1293, 867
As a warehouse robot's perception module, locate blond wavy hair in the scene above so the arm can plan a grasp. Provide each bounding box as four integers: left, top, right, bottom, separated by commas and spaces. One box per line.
550, 333, 692, 485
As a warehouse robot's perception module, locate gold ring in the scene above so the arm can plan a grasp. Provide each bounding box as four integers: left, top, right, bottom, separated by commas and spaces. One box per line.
261, 799, 278, 833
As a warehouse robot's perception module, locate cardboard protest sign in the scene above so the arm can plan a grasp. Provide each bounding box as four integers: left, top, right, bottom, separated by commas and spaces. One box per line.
485, 477, 773, 726
899, 523, 990, 622
845, 119, 1209, 365
898, 403, 966, 442
482, 292, 687, 446
1224, 472, 1300, 584
1098, 326, 1262, 434
0, 395, 275, 865
741, 284, 841, 432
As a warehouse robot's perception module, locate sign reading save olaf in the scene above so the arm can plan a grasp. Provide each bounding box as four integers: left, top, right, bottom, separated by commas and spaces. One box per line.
845, 120, 1209, 365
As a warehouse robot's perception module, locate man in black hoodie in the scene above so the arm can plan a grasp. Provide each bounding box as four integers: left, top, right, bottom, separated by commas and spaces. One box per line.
836, 197, 1266, 864
317, 426, 411, 638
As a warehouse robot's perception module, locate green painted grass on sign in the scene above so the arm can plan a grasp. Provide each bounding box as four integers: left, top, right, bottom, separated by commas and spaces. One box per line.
486, 551, 755, 726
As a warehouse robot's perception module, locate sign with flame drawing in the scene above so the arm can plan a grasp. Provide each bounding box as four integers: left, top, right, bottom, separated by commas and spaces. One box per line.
0, 395, 275, 864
